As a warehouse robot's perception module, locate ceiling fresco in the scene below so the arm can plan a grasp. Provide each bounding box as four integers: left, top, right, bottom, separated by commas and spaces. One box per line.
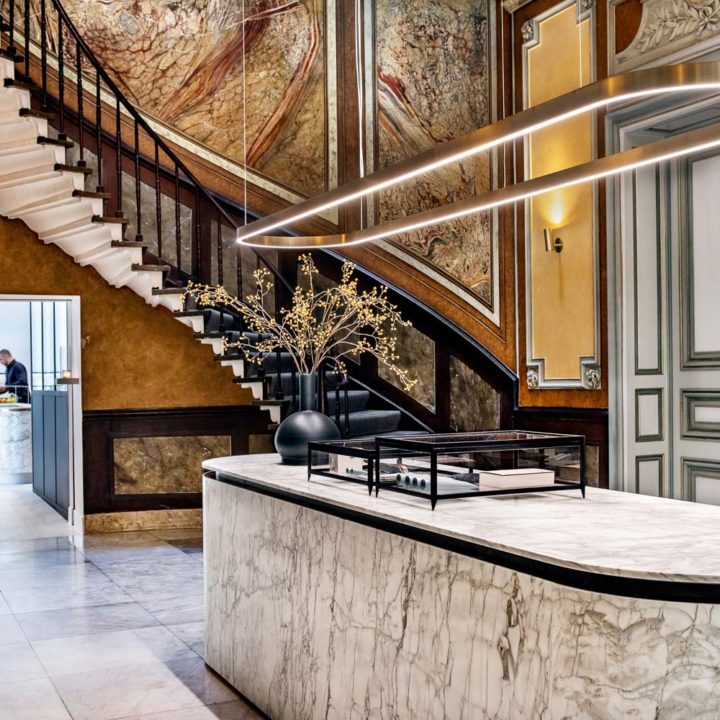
372, 0, 494, 310
56, 0, 328, 196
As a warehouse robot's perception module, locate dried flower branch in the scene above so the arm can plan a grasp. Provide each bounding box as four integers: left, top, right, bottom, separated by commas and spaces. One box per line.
184, 255, 416, 391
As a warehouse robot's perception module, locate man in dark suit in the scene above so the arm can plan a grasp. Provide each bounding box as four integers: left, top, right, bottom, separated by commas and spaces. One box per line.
0, 350, 29, 404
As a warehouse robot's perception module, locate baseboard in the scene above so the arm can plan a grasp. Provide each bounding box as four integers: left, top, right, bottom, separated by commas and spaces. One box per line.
83, 508, 202, 534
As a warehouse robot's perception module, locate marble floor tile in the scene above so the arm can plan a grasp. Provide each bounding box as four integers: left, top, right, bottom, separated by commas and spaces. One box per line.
139, 593, 205, 626
113, 700, 261, 720
32, 628, 192, 677
0, 677, 72, 720
0, 641, 47, 683
0, 561, 107, 592
3, 577, 132, 613
0, 536, 75, 556
51, 658, 208, 720
16, 601, 159, 642
0, 592, 12, 615
0, 613, 26, 645
165, 621, 205, 657
128, 626, 200, 664
162, 657, 240, 707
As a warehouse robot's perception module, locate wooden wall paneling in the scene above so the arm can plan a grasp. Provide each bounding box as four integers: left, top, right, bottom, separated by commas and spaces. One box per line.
82, 406, 271, 515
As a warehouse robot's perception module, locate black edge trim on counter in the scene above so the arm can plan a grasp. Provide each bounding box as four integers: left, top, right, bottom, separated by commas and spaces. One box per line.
209, 471, 720, 605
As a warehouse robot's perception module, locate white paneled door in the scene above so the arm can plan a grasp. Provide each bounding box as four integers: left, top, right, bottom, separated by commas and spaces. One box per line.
620, 144, 720, 504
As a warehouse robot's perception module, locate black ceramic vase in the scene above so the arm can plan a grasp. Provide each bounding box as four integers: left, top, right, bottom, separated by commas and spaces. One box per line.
274, 373, 340, 465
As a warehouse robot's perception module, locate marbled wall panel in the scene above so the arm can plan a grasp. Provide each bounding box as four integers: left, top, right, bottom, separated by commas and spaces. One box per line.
450, 355, 500, 431
114, 435, 231, 495
205, 478, 720, 720
52, 0, 327, 195
378, 323, 435, 410
373, 0, 493, 308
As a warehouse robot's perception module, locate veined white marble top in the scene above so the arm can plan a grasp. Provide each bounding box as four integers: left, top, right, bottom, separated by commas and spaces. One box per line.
204, 454, 720, 584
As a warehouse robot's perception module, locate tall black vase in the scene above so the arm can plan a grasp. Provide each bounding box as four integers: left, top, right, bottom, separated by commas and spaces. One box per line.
274, 373, 340, 465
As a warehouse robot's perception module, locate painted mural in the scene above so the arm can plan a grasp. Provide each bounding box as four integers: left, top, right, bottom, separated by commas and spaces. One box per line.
53, 0, 328, 196
373, 0, 494, 309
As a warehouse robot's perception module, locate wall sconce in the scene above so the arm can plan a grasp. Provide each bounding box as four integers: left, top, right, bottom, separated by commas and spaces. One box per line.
543, 228, 563, 253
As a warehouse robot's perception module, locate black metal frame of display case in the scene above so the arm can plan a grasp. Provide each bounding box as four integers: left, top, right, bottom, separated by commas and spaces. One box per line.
374, 431, 586, 509
307, 440, 379, 495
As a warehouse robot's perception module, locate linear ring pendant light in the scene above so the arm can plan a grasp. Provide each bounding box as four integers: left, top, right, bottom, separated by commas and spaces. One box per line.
237, 62, 720, 249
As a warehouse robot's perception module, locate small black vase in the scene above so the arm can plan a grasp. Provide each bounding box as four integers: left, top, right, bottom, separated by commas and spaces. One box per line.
274, 373, 340, 465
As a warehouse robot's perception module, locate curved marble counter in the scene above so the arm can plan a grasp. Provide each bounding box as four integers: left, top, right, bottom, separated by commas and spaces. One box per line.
203, 454, 720, 720
0, 403, 32, 474
204, 454, 720, 595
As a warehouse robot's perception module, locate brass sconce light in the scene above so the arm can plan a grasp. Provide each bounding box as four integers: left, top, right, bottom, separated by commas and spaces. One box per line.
543, 228, 563, 253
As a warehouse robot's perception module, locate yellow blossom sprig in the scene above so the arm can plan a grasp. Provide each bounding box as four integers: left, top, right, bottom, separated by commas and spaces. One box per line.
183, 255, 416, 391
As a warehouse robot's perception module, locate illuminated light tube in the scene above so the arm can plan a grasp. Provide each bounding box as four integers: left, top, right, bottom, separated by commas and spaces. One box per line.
239, 121, 720, 249
237, 62, 720, 245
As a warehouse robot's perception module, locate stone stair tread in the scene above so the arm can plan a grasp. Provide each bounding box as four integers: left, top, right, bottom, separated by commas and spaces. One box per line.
152, 287, 184, 295
3, 77, 36, 93
93, 214, 129, 224
132, 263, 171, 272
54, 163, 92, 174
111, 240, 145, 248
75, 189, 111, 200
22, 108, 56, 121
39, 135, 74, 148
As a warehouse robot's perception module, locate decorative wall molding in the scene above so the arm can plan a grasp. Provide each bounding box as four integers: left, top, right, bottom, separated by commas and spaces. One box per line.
681, 458, 720, 503
612, 0, 720, 72
521, 20, 537, 45
502, 0, 535, 14
634, 454, 665, 496
522, 0, 601, 390
635, 388, 664, 442
527, 368, 539, 389
525, 358, 602, 390
583, 365, 602, 391
679, 152, 720, 369
682, 390, 720, 440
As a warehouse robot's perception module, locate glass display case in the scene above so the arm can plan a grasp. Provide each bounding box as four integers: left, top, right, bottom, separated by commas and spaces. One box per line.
308, 431, 586, 509
374, 431, 585, 508
307, 439, 386, 495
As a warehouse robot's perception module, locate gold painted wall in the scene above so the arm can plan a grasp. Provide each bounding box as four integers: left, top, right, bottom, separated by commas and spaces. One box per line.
526, 5, 595, 381
0, 217, 253, 411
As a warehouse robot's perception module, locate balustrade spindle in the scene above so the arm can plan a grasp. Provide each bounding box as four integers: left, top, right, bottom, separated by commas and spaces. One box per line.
8, 0, 15, 53
40, 0, 47, 109
194, 186, 200, 280
343, 375, 350, 439
95, 71, 103, 195
76, 38, 84, 165
174, 164, 181, 277
22, 0, 28, 78
334, 376, 340, 430
275, 349, 283, 401
155, 143, 162, 260
57, 13, 65, 137
134, 119, 142, 241
217, 211, 223, 287
114, 96, 122, 216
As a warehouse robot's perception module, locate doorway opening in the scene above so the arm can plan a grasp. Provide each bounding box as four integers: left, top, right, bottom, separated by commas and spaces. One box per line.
0, 296, 83, 525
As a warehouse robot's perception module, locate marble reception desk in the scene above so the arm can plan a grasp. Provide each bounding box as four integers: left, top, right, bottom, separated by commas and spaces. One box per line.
0, 403, 32, 475
203, 454, 720, 720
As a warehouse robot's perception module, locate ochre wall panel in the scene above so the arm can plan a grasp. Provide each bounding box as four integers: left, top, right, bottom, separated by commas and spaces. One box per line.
527, 7, 595, 381
0, 217, 252, 411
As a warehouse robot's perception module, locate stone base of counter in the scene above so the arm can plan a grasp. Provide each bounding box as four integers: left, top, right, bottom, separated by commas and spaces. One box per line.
204, 475, 720, 720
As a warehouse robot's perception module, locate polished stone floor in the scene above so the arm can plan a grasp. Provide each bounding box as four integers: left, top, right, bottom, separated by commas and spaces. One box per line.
0, 484, 261, 720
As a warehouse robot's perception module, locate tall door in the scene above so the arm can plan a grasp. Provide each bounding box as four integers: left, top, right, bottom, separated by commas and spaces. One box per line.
621, 149, 720, 504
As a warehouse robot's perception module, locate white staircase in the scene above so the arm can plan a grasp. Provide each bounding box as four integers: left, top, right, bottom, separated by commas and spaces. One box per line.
0, 55, 282, 424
